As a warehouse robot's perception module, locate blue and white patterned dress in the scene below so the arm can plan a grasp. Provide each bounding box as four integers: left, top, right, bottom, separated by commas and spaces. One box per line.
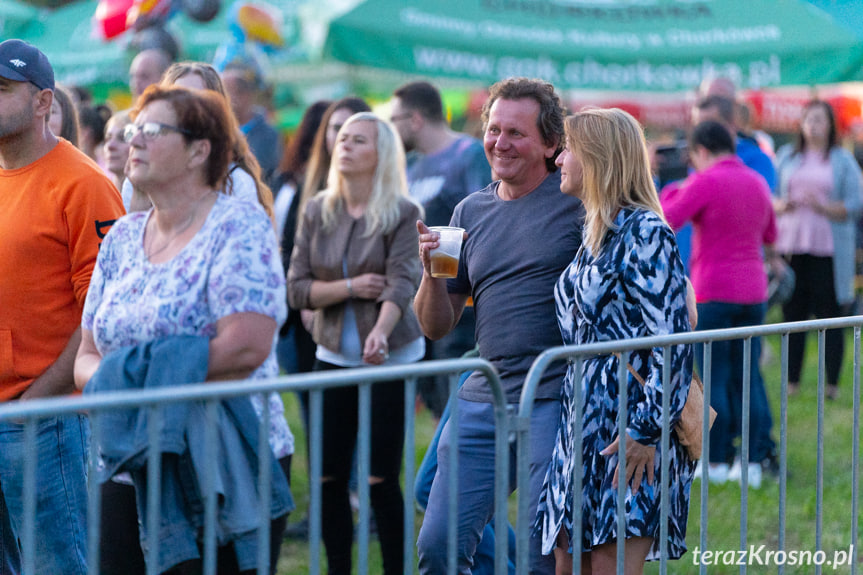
536, 208, 695, 560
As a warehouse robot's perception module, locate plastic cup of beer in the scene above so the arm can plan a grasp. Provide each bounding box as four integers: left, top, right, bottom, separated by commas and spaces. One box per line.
429, 226, 464, 279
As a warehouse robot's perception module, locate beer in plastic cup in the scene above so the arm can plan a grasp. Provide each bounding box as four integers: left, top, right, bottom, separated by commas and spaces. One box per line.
429, 226, 464, 279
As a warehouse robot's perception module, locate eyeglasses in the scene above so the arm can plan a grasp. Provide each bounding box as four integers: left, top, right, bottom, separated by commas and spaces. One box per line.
123, 122, 194, 143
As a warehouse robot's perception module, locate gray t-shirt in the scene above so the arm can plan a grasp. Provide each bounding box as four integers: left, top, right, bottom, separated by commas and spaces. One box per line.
448, 172, 584, 403
407, 135, 491, 227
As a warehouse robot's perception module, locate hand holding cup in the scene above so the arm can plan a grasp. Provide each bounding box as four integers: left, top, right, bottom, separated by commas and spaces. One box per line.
416, 221, 465, 279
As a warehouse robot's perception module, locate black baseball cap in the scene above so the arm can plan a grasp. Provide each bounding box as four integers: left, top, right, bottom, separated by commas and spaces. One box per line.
0, 40, 54, 91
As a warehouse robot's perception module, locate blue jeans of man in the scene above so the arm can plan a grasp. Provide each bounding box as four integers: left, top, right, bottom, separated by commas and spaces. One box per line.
0, 415, 90, 575
417, 398, 559, 575
695, 302, 776, 464
415, 371, 516, 575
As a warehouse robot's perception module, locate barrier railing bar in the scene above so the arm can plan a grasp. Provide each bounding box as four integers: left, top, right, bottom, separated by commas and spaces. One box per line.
309, 388, 323, 575
698, 341, 713, 575
571, 358, 584, 575
0, 360, 497, 421
0, 323, 855, 425
852, 326, 861, 575
493, 394, 511, 575
489, 366, 510, 575
778, 333, 789, 575
660, 346, 671, 574
447, 371, 459, 575
739, 338, 751, 575
145, 405, 162, 575
616, 357, 627, 575
21, 419, 36, 575
816, 329, 826, 575
357, 382, 371, 574
202, 400, 219, 575
87, 413, 103, 575
257, 395, 273, 575
403, 376, 418, 575
516, 398, 529, 575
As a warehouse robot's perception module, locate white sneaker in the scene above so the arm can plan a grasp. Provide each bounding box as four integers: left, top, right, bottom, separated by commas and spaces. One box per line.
746, 464, 763, 489
707, 463, 730, 484
728, 458, 763, 489
727, 457, 742, 481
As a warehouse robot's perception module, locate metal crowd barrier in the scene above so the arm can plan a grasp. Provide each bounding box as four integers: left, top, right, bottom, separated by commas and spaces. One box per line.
0, 358, 506, 575
519, 316, 863, 575
1, 316, 860, 575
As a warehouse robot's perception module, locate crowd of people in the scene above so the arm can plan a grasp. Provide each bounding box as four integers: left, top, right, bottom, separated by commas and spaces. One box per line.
1, 36, 861, 575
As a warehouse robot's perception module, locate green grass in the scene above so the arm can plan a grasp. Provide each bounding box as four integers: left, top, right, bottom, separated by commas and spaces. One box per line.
275, 396, 437, 574
643, 324, 862, 575
276, 324, 862, 574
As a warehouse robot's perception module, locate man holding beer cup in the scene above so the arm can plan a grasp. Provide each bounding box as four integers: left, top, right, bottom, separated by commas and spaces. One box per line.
414, 77, 585, 575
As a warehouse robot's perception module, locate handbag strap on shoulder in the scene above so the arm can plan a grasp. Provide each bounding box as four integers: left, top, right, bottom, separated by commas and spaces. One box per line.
613, 352, 646, 386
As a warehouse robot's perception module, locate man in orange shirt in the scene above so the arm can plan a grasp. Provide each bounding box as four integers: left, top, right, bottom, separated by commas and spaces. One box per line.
0, 40, 125, 574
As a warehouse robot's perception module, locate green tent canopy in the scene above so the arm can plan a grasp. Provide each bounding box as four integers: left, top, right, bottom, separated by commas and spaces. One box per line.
324, 0, 863, 92
0, 1, 40, 39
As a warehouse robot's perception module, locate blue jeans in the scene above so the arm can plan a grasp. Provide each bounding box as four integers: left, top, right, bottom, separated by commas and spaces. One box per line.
276, 330, 299, 375
415, 372, 516, 575
0, 415, 90, 575
0, 489, 21, 575
695, 302, 776, 464
417, 398, 559, 575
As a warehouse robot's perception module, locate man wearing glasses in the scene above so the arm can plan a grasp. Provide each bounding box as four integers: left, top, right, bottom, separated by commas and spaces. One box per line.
0, 39, 124, 574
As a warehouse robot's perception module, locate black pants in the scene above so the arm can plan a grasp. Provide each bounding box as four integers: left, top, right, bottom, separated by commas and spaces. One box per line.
782, 254, 848, 386
314, 359, 405, 575
99, 456, 291, 575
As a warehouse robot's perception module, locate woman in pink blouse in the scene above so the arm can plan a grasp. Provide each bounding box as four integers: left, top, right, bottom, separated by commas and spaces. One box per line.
774, 100, 863, 400
661, 120, 778, 487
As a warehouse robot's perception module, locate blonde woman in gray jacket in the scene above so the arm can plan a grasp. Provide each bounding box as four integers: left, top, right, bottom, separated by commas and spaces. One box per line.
774, 99, 863, 400
287, 112, 424, 575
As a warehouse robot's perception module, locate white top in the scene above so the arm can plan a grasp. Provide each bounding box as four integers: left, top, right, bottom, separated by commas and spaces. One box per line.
273, 181, 297, 242
316, 302, 425, 367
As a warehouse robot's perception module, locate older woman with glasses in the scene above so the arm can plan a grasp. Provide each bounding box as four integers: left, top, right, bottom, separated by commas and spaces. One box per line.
75, 85, 293, 575
121, 61, 275, 220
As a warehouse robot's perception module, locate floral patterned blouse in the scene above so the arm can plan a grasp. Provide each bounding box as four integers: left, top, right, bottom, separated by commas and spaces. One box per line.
82, 193, 294, 458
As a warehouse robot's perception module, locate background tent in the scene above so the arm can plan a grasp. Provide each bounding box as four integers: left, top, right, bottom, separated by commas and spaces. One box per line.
324, 0, 863, 93
0, 1, 40, 39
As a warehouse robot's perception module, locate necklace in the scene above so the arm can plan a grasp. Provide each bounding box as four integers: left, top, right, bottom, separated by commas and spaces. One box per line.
145, 202, 203, 260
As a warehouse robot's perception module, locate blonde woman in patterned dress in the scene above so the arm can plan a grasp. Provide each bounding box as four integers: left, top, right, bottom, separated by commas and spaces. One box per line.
535, 108, 695, 575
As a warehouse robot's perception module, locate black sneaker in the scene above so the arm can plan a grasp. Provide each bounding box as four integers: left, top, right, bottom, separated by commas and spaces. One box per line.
760, 451, 784, 481
283, 516, 309, 540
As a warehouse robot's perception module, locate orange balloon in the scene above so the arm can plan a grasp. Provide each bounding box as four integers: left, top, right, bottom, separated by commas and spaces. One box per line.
236, 3, 283, 47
